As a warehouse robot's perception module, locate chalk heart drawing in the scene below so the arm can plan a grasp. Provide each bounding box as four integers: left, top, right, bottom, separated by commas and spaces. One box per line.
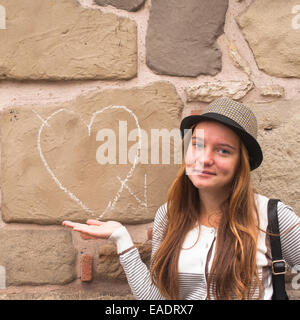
35, 106, 145, 220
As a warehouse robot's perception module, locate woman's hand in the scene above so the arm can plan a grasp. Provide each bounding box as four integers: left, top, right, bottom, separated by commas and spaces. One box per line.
62, 219, 122, 239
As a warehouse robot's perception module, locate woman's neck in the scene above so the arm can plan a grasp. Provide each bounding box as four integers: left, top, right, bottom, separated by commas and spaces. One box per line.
198, 188, 229, 228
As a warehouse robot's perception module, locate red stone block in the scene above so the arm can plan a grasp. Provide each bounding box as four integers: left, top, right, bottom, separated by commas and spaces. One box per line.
81, 254, 93, 282
147, 227, 153, 240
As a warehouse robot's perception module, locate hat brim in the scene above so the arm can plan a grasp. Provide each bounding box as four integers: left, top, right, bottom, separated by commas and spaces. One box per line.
180, 113, 263, 171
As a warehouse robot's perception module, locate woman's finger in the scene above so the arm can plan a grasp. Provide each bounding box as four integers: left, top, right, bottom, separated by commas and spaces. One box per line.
62, 220, 81, 228
62, 220, 72, 227
73, 225, 91, 233
86, 219, 103, 226
63, 221, 89, 230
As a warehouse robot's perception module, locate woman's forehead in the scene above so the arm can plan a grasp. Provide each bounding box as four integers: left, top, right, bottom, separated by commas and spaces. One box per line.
192, 120, 240, 145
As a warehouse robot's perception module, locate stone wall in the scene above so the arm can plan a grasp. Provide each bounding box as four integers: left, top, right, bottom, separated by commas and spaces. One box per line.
0, 0, 299, 299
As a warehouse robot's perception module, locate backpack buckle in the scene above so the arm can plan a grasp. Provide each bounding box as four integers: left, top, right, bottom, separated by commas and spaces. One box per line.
272, 260, 287, 275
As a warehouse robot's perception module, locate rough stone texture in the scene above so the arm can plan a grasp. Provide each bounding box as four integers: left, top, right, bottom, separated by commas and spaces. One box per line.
96, 241, 151, 280
1, 82, 183, 225
186, 80, 253, 102
0, 293, 135, 300
97, 243, 126, 281
81, 254, 93, 282
259, 85, 285, 98
0, 0, 137, 80
95, 0, 146, 12
0, 288, 298, 300
146, 0, 228, 77
0, 229, 76, 286
227, 40, 251, 77
237, 0, 300, 78
250, 100, 300, 217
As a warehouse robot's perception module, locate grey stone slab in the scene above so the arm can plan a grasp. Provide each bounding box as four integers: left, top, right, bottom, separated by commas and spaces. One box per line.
146, 0, 228, 77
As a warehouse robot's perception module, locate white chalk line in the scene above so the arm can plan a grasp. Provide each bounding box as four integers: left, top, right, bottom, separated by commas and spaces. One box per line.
32, 109, 51, 128
116, 173, 147, 208
36, 108, 95, 215
95, 106, 143, 219
34, 106, 145, 220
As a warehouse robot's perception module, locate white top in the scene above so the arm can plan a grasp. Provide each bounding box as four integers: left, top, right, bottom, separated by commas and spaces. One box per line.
109, 193, 300, 300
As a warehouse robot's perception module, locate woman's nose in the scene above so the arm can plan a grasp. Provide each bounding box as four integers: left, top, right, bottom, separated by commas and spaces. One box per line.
203, 147, 214, 166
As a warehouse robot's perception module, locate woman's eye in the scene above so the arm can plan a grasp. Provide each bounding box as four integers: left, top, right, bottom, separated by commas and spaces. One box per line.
218, 148, 230, 155
193, 143, 204, 149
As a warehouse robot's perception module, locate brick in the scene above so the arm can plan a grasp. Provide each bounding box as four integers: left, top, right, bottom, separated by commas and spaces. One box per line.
81, 254, 93, 282
147, 227, 153, 240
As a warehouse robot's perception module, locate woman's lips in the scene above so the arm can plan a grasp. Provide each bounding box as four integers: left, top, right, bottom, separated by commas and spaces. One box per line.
192, 169, 216, 175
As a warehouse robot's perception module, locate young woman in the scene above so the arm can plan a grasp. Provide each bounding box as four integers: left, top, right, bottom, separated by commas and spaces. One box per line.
63, 98, 300, 300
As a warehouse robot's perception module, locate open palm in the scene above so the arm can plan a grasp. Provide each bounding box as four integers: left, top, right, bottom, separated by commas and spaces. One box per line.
62, 219, 122, 239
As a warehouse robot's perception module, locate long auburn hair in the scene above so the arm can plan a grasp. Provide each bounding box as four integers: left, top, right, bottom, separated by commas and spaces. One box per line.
150, 128, 262, 300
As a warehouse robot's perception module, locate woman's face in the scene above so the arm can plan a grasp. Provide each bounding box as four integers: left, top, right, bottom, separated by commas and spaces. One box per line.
185, 120, 240, 192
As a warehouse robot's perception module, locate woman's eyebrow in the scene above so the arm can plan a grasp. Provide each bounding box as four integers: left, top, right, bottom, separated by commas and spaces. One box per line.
217, 143, 237, 150
192, 137, 237, 150
191, 136, 203, 141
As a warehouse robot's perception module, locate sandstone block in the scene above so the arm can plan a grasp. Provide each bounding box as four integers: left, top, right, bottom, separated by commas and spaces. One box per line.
186, 80, 253, 102
96, 241, 151, 280
95, 0, 146, 12
237, 0, 300, 78
146, 0, 228, 77
249, 100, 300, 216
259, 85, 285, 98
1, 82, 183, 224
0, 0, 137, 80
0, 229, 76, 286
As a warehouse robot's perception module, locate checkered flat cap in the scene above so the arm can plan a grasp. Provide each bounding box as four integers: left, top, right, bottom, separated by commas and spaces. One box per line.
180, 97, 263, 170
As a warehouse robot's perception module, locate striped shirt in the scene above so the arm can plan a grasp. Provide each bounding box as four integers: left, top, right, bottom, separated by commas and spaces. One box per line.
109, 193, 300, 300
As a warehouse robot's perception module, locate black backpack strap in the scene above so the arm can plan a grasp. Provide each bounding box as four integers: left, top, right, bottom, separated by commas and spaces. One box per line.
267, 199, 289, 300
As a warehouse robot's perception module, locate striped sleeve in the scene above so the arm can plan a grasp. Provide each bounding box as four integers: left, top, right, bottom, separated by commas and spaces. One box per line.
277, 201, 300, 268
118, 203, 168, 300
